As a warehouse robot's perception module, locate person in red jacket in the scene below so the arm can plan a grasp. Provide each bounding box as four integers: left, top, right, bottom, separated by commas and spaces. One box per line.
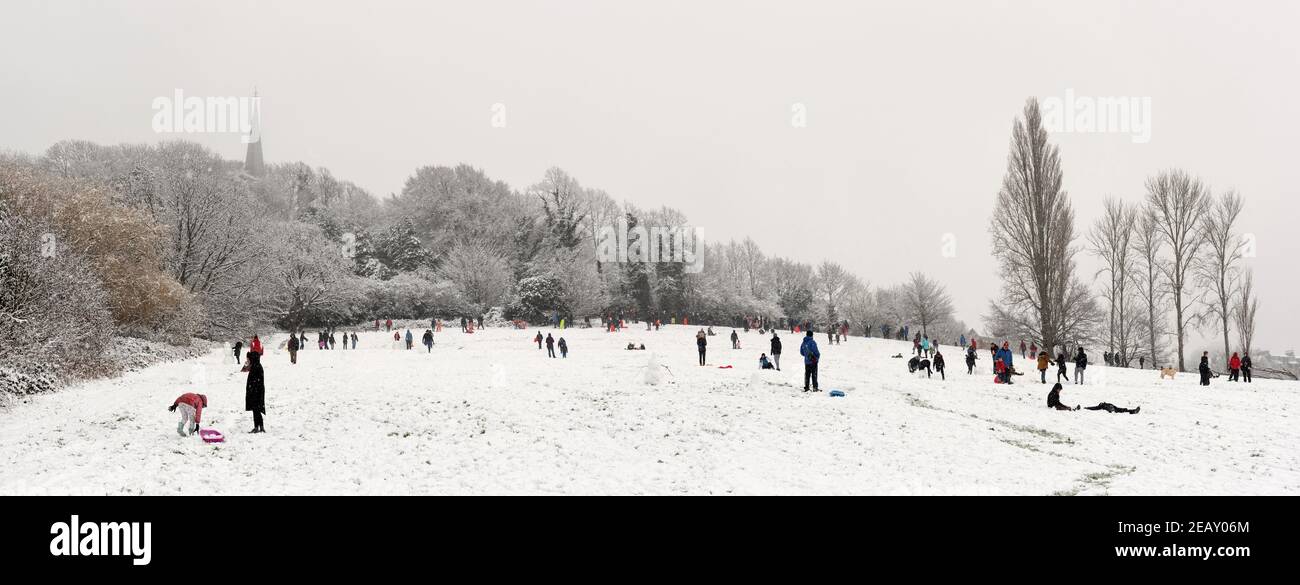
168, 393, 208, 436
250, 335, 264, 356
1228, 352, 1242, 382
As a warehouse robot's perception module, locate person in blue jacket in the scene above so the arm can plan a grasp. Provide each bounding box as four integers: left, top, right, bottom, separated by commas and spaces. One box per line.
998, 341, 1014, 371
800, 331, 821, 392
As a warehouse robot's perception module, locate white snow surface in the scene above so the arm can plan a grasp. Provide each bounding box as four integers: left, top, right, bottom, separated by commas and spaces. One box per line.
1, 325, 1296, 495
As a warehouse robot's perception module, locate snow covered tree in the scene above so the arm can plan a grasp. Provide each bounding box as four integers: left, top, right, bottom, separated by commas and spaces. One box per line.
509, 275, 567, 323
812, 261, 854, 326
531, 167, 588, 251
901, 272, 954, 336
437, 239, 513, 315
390, 163, 520, 255
266, 223, 360, 331
374, 218, 434, 273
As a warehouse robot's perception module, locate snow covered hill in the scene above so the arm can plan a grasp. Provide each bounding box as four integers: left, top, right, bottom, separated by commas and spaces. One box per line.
1, 324, 1296, 495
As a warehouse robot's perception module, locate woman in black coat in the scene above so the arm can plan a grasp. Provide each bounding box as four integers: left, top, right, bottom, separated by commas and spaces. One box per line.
246, 350, 266, 433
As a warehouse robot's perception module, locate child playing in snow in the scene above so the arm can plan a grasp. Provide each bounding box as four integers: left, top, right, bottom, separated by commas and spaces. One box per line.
169, 393, 208, 436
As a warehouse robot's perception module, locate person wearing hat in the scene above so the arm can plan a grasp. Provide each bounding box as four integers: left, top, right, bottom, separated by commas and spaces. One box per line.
800, 330, 821, 392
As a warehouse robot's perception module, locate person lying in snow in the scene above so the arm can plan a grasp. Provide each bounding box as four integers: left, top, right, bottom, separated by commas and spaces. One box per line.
1047, 383, 1140, 414
169, 393, 208, 436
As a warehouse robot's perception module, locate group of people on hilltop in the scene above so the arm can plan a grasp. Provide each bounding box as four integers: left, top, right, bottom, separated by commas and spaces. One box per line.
1199, 350, 1255, 386
737, 328, 821, 391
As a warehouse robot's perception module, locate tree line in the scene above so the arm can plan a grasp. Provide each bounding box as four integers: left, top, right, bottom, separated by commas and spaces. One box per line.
988, 99, 1260, 372
1, 138, 966, 382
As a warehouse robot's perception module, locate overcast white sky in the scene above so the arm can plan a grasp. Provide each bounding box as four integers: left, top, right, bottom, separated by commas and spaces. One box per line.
2, 0, 1297, 351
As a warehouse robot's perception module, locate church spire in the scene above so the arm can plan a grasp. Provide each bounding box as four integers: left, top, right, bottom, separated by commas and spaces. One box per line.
243, 87, 265, 178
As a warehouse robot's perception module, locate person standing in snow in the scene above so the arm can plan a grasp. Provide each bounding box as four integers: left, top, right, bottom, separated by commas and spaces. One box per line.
965, 345, 978, 374
534, 331, 544, 349
245, 350, 266, 433
921, 335, 931, 358
287, 333, 300, 364
1198, 351, 1213, 386
1019, 340, 1027, 359
1035, 351, 1052, 384
299, 331, 308, 352
232, 340, 243, 364
1073, 347, 1088, 385
933, 351, 946, 380
422, 329, 434, 353
800, 331, 821, 392
730, 329, 740, 349
913, 333, 922, 357
1228, 352, 1242, 382
696, 329, 708, 366
770, 332, 782, 371
1056, 350, 1069, 384
404, 329, 414, 350
1242, 353, 1253, 383
558, 337, 568, 358
329, 331, 337, 350
545, 333, 556, 358
169, 392, 208, 436
351, 332, 358, 349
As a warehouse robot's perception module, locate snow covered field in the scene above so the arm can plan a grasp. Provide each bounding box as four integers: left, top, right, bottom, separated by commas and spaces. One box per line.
1, 324, 1296, 495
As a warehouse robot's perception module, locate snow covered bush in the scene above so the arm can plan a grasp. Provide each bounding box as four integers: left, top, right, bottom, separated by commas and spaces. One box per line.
0, 212, 114, 379
1, 155, 199, 338
507, 275, 567, 322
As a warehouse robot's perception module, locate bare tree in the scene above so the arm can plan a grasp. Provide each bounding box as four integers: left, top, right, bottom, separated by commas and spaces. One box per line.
1131, 207, 1167, 367
1197, 191, 1245, 367
1088, 198, 1140, 364
737, 237, 766, 299
901, 272, 954, 336
1234, 269, 1258, 356
1145, 169, 1211, 371
987, 98, 1088, 352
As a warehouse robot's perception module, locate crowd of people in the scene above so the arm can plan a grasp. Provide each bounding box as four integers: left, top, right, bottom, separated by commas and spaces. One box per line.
172, 315, 1270, 437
